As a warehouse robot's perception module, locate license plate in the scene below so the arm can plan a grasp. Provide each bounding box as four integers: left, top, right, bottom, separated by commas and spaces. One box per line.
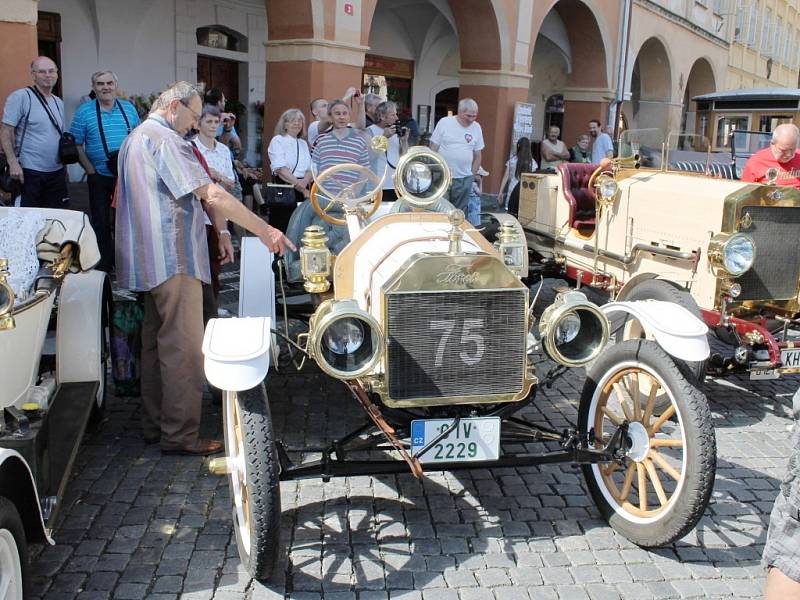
751, 367, 779, 380
410, 417, 500, 464
781, 348, 800, 372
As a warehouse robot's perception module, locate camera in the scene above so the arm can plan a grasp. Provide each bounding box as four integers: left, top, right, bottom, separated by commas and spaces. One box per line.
393, 122, 407, 137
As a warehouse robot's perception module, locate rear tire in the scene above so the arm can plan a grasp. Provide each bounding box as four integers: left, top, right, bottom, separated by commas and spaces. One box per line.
618, 279, 706, 383
0, 497, 28, 600
223, 384, 281, 580
578, 339, 716, 547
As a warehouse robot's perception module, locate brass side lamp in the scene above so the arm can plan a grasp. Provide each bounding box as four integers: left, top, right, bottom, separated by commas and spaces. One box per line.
496, 222, 525, 277
0, 258, 16, 331
300, 226, 331, 294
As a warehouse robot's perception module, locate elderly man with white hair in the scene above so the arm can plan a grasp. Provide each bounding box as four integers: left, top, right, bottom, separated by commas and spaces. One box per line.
429, 98, 485, 213
742, 123, 800, 187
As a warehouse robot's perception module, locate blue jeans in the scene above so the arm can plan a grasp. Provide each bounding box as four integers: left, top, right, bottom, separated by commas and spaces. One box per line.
445, 175, 472, 214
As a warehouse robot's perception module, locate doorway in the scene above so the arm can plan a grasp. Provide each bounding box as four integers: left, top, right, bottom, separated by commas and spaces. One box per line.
434, 87, 458, 125
37, 12, 62, 98
198, 55, 241, 115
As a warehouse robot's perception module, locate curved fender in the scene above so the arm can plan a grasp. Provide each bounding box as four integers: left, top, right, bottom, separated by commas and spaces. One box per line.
602, 300, 710, 362
57, 270, 108, 388
239, 236, 276, 319
0, 449, 52, 545
202, 317, 272, 391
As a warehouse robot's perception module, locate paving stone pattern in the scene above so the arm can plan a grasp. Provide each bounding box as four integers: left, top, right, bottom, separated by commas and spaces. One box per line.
31, 215, 797, 599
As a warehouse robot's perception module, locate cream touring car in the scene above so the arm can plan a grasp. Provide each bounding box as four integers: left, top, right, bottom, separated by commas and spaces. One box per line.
202, 146, 717, 580
518, 129, 800, 382
0, 207, 110, 599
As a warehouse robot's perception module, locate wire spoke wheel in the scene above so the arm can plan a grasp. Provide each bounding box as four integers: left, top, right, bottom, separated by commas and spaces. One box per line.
579, 340, 715, 547
223, 385, 281, 580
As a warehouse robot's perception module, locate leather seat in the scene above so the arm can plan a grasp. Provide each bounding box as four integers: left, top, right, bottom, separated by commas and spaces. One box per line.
558, 162, 599, 229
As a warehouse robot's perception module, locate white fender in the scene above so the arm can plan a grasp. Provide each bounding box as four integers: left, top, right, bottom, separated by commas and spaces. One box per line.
0, 449, 52, 545
202, 317, 272, 391
56, 270, 108, 399
602, 300, 710, 362
238, 236, 276, 319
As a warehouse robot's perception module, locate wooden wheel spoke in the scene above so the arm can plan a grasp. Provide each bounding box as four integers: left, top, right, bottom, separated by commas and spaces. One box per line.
601, 406, 624, 427
648, 405, 676, 436
643, 458, 669, 506
650, 438, 683, 448
642, 374, 661, 424
602, 462, 620, 477
617, 462, 636, 502
626, 372, 641, 420
649, 449, 682, 481
636, 462, 648, 511
612, 382, 633, 421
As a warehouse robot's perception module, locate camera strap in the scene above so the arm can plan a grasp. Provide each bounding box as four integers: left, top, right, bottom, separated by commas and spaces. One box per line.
27, 86, 63, 135
96, 99, 132, 159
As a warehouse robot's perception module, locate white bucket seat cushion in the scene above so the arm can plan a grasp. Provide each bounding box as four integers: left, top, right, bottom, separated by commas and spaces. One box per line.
0, 211, 46, 301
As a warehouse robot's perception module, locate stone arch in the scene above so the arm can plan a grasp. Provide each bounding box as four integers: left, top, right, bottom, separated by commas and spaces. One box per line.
447, 0, 503, 70
265, 0, 314, 40
681, 57, 716, 136
627, 36, 673, 130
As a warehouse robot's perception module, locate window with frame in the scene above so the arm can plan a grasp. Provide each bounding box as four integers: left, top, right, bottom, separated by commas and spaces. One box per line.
716, 116, 749, 148
761, 9, 772, 54
776, 18, 783, 61
734, 0, 745, 43
783, 27, 792, 63
747, 4, 758, 48
713, 0, 726, 15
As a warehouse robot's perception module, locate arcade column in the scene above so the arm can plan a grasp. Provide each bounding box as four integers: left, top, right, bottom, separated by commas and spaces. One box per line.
458, 70, 531, 193
0, 0, 38, 110
263, 40, 367, 168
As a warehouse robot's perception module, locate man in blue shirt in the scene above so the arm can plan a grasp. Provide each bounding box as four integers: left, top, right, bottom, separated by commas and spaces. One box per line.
70, 71, 140, 271
589, 119, 614, 163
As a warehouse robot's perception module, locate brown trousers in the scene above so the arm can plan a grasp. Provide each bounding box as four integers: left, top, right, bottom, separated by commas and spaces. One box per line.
140, 274, 205, 449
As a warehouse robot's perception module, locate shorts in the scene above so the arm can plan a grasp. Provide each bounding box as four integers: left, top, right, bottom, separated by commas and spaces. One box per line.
763, 423, 800, 582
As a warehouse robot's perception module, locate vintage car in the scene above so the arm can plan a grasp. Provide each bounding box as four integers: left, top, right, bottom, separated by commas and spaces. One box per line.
0, 207, 110, 599
202, 147, 717, 581
518, 129, 800, 382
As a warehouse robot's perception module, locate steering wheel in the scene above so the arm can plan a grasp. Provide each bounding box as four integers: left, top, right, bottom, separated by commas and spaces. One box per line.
309, 163, 383, 226
587, 158, 614, 200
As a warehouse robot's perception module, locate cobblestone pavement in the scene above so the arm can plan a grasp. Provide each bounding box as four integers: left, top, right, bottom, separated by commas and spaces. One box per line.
31, 237, 799, 599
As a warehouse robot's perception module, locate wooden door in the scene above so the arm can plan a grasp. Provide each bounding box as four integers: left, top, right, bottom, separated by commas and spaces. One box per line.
197, 55, 239, 107
37, 11, 62, 98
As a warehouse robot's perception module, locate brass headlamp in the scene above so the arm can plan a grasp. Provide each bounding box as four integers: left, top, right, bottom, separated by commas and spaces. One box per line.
300, 225, 331, 293
495, 222, 525, 277
0, 258, 15, 331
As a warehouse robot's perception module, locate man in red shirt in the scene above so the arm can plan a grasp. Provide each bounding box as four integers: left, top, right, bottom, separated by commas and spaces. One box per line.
741, 123, 800, 187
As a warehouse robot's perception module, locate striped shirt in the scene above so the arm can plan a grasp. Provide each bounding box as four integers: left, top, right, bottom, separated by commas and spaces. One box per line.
115, 114, 212, 291
69, 99, 140, 177
312, 128, 370, 196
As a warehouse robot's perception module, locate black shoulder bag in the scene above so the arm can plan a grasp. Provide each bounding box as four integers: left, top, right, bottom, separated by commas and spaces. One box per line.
28, 86, 79, 165
267, 138, 300, 207
96, 99, 132, 177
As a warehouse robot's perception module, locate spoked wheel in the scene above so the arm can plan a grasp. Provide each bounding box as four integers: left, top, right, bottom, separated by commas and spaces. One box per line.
579, 339, 716, 547
223, 384, 281, 580
0, 497, 27, 600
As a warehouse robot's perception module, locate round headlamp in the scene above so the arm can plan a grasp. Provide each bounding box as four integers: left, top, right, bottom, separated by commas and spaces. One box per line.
538, 291, 610, 367
309, 300, 384, 379
597, 175, 618, 199
708, 232, 756, 277
394, 147, 451, 209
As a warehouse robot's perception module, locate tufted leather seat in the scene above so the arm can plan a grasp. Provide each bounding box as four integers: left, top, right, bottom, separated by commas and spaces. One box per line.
558, 162, 600, 229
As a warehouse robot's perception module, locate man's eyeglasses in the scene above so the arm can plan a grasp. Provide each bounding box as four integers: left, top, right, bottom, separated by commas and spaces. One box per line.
180, 100, 201, 121
33, 69, 58, 75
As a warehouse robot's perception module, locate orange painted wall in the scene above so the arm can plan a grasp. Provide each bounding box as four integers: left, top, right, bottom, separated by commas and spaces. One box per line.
0, 22, 37, 113
561, 100, 609, 151
263, 60, 364, 171
460, 84, 528, 194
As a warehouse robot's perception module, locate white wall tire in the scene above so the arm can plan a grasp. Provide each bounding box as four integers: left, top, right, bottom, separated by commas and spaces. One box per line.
578, 339, 716, 547
223, 384, 281, 580
0, 497, 27, 600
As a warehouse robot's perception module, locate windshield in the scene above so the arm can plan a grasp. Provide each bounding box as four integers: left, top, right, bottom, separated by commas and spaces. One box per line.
730, 129, 772, 179
618, 129, 732, 177
618, 129, 663, 169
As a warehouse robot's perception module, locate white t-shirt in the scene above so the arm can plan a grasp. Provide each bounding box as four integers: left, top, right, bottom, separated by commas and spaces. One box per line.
192, 136, 236, 183
540, 138, 568, 170
367, 124, 401, 190
430, 116, 485, 179
268, 134, 312, 178
308, 121, 321, 147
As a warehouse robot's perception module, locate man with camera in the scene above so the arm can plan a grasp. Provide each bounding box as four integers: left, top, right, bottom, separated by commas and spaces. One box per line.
367, 101, 409, 202
1, 56, 70, 208
70, 70, 140, 272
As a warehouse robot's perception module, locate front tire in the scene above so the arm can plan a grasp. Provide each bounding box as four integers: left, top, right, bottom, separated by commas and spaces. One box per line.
578, 339, 716, 547
0, 497, 27, 600
223, 384, 282, 580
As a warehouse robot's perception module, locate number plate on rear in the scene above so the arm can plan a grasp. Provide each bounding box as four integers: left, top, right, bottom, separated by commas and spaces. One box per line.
781, 348, 800, 372
410, 417, 500, 464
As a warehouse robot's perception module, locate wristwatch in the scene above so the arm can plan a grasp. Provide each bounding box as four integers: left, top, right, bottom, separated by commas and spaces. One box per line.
218, 230, 231, 237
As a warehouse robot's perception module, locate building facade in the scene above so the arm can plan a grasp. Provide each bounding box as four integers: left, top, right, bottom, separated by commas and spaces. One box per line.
2, 0, 789, 190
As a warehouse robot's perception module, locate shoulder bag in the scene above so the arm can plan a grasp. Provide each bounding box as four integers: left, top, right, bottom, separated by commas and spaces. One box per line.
266, 138, 300, 207
96, 99, 132, 177
28, 86, 79, 165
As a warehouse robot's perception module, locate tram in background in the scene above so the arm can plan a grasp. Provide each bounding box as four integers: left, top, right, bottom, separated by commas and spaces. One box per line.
693, 87, 800, 177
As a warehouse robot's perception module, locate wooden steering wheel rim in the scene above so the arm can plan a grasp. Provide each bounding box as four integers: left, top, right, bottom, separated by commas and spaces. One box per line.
308, 178, 383, 226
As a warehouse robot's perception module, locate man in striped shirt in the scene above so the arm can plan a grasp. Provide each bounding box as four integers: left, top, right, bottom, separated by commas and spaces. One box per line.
70, 70, 140, 271
115, 81, 294, 455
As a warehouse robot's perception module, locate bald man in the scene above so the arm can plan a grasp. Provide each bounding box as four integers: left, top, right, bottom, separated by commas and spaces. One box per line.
1, 56, 69, 207
741, 123, 800, 188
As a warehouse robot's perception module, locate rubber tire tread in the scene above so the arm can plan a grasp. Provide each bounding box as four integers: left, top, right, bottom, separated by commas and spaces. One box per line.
0, 496, 29, 599
232, 384, 282, 581
89, 289, 112, 428
578, 339, 716, 547
619, 279, 707, 383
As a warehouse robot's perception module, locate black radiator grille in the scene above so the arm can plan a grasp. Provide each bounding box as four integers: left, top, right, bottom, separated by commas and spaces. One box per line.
386, 289, 527, 401
737, 206, 800, 301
